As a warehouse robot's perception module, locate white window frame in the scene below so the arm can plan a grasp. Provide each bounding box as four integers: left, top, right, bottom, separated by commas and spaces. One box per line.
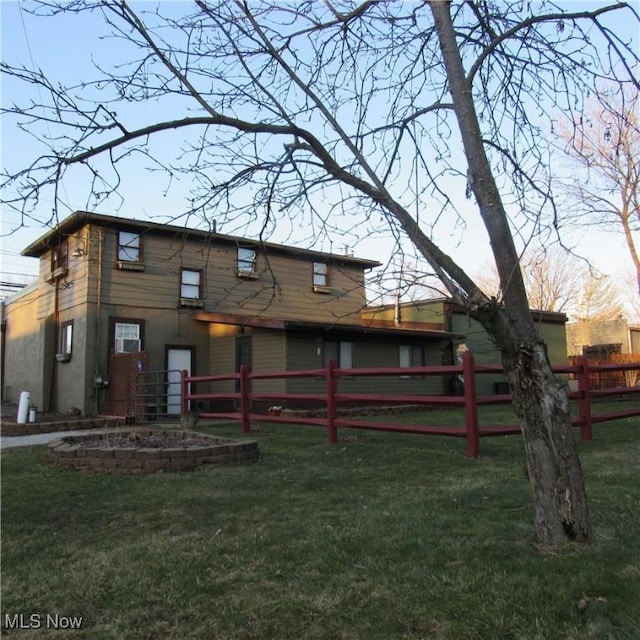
399, 344, 412, 369
118, 231, 141, 262
324, 340, 353, 369
340, 341, 354, 369
60, 321, 73, 355
115, 322, 141, 354
313, 262, 328, 286
180, 268, 202, 299
399, 344, 425, 378
237, 247, 257, 276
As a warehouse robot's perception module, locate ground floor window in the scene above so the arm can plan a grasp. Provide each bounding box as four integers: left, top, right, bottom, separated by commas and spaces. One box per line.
111, 319, 145, 354
399, 344, 425, 368
323, 340, 353, 368
60, 320, 73, 355
399, 344, 425, 377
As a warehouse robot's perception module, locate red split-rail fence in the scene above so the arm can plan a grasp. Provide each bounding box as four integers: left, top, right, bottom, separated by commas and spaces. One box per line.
181, 352, 640, 458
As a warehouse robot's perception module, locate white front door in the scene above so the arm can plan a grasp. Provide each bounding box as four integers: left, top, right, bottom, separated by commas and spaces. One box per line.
167, 348, 192, 415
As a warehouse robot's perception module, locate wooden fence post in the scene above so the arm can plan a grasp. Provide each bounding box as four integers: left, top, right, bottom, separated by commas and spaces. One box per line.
326, 359, 338, 444
577, 355, 592, 441
181, 369, 189, 414
463, 351, 480, 459
240, 364, 250, 434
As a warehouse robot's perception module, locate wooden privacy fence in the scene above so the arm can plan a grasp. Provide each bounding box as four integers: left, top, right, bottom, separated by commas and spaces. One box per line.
181, 353, 640, 458
568, 353, 640, 389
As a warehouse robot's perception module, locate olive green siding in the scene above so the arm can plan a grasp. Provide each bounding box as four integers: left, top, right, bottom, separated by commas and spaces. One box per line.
251, 329, 286, 394
5, 213, 377, 415
284, 332, 448, 402
450, 312, 567, 365
361, 302, 447, 328
208, 328, 286, 389
7, 213, 375, 415
450, 311, 568, 395
364, 299, 568, 397
538, 321, 569, 365
96, 226, 367, 324
54, 312, 91, 413
208, 328, 237, 397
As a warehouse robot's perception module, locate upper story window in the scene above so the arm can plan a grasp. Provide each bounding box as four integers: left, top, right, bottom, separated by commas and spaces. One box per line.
237, 247, 257, 277
180, 268, 203, 300
118, 231, 141, 262
50, 239, 68, 277
313, 262, 331, 292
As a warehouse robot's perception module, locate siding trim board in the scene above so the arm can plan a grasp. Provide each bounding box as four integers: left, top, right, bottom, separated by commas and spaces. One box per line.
194, 311, 286, 330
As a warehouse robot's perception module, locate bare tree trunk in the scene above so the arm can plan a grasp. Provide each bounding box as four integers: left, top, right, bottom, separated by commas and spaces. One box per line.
429, 1, 591, 543
621, 209, 640, 296
501, 340, 591, 542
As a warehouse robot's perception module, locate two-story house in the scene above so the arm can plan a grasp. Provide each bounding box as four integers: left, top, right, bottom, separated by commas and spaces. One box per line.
2, 211, 459, 417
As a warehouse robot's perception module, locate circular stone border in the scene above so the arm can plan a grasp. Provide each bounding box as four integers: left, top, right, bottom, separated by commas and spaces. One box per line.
47, 429, 259, 473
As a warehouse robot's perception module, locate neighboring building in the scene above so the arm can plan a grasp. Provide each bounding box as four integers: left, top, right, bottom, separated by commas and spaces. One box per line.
566, 318, 640, 357
2, 211, 459, 416
362, 298, 568, 395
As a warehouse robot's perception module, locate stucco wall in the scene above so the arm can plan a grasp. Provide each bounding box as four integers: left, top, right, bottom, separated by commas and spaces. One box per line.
53, 311, 90, 414
2, 285, 46, 409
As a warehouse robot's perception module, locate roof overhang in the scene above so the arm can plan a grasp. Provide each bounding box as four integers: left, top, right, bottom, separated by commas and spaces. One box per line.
192, 311, 462, 341
441, 300, 567, 324
21, 211, 381, 269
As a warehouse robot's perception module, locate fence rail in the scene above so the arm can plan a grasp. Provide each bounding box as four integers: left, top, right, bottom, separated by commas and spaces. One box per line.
181, 353, 640, 458
134, 369, 183, 422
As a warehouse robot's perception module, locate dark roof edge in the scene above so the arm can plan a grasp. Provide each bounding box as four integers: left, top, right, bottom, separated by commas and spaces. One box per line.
192, 311, 462, 339
367, 297, 567, 323
284, 319, 462, 340
20, 210, 381, 268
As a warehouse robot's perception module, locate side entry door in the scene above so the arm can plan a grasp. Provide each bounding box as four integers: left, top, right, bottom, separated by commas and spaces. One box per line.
167, 347, 193, 415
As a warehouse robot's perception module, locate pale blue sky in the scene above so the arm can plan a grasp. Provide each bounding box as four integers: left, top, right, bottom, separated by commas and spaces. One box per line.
1, 1, 638, 300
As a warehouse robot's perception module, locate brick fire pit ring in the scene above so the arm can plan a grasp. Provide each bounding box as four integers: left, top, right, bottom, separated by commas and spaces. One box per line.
47, 429, 259, 473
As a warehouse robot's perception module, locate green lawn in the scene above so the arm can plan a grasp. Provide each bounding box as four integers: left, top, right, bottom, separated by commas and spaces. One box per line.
1, 411, 639, 640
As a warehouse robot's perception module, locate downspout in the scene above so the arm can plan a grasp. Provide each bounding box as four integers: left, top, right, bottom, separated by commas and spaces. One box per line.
94, 228, 104, 415
0, 300, 5, 401
394, 294, 401, 327
49, 279, 59, 411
